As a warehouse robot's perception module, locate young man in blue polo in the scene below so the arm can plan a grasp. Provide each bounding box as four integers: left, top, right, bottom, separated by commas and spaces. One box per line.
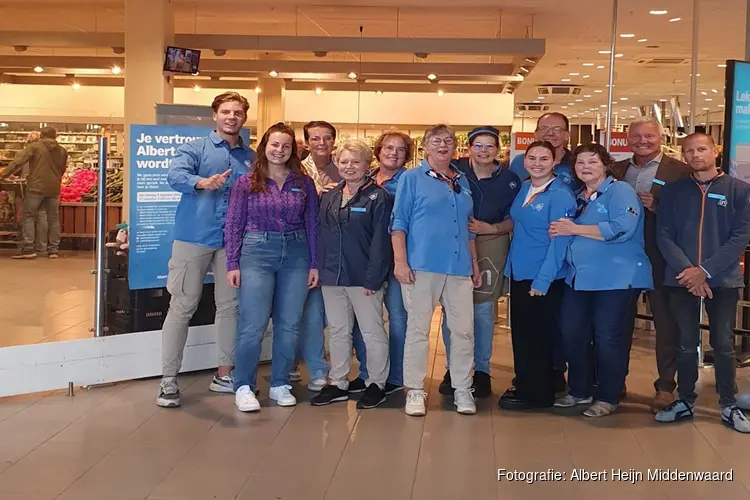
655, 132, 750, 433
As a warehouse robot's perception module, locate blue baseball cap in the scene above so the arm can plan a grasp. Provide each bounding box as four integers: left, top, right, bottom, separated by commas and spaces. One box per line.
468, 126, 500, 145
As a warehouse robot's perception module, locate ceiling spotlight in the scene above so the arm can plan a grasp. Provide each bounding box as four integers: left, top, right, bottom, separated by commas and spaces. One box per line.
314, 51, 328, 58
620, 34, 635, 38
669, 17, 681, 22
376, 90, 383, 95
111, 65, 121, 75
213, 49, 227, 57
638, 38, 648, 43
71, 82, 81, 90
193, 85, 201, 93
583, 75, 590, 79
348, 72, 357, 79
254, 86, 261, 94
33, 66, 43, 73
415, 52, 429, 59
583, 62, 595, 67
650, 10, 668, 15
315, 87, 323, 95
427, 73, 437, 80
269, 70, 279, 78
437, 89, 445, 97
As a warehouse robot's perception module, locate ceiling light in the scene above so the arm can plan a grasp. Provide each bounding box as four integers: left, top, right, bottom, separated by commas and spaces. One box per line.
576, 99, 583, 102
584, 94, 592, 98
615, 53, 624, 58
111, 65, 121, 75
703, 107, 709, 110
701, 91, 708, 95
533, 100, 540, 103
561, 78, 571, 82
519, 66, 530, 73
632, 106, 638, 109
669, 17, 681, 22
348, 72, 357, 79
269, 70, 279, 78
620, 34, 635, 38
561, 106, 568, 109
254, 86, 261, 94
583, 75, 590, 79
650, 10, 668, 15
568, 102, 575, 106
706, 98, 713, 101
595, 89, 603, 93
376, 90, 383, 95
719, 104, 725, 108
427, 73, 437, 80
600, 104, 607, 107
569, 72, 580, 76
538, 96, 545, 99
620, 97, 628, 100
193, 85, 201, 93
712, 89, 718, 93
525, 58, 536, 64
71, 82, 81, 90
638, 38, 648, 43
33, 66, 43, 73
718, 63, 727, 68
315, 87, 323, 95
599, 50, 612, 54
583, 62, 595, 67
597, 65, 606, 69
437, 89, 445, 97
660, 98, 667, 102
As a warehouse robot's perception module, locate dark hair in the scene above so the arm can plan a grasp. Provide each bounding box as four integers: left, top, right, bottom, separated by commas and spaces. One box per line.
373, 131, 415, 164
211, 92, 250, 114
303, 121, 337, 142
525, 140, 556, 159
571, 143, 615, 182
537, 112, 570, 131
40, 126, 56, 139
249, 123, 306, 193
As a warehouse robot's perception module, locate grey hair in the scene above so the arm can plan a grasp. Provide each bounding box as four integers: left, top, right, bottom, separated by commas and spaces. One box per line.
628, 116, 665, 137
423, 124, 456, 146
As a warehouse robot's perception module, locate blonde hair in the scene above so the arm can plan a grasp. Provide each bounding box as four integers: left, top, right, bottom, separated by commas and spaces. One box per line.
423, 124, 456, 146
335, 139, 373, 165
26, 131, 40, 143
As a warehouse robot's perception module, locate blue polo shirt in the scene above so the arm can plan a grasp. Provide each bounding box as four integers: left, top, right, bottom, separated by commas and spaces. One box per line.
509, 149, 579, 191
391, 160, 475, 277
370, 166, 405, 197
454, 158, 520, 223
167, 132, 255, 248
565, 176, 653, 291
504, 177, 577, 293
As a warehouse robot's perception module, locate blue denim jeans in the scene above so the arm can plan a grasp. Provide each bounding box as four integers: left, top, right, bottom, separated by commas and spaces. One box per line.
442, 300, 495, 374
233, 231, 310, 392
297, 286, 330, 380
352, 272, 408, 386
560, 286, 640, 405
668, 286, 739, 408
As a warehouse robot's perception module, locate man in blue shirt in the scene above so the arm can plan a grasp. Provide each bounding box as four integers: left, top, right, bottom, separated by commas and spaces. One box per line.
157, 92, 255, 408
509, 112, 577, 190
392, 124, 482, 417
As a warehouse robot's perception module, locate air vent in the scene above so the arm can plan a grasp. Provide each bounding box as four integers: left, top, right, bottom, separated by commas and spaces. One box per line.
516, 103, 550, 112
537, 85, 582, 96
636, 58, 687, 65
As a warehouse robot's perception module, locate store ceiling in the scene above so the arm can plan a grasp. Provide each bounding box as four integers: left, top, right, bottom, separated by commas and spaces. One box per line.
0, 0, 743, 123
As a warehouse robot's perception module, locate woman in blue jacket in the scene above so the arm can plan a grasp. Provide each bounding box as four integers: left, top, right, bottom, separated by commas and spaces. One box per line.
499, 141, 576, 410
549, 143, 653, 418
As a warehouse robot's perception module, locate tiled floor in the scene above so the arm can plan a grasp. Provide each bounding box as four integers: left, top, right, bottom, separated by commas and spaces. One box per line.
2, 311, 750, 500
0, 251, 95, 347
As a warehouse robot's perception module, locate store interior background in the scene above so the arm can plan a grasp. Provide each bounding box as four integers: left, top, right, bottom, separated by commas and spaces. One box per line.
0, 0, 744, 349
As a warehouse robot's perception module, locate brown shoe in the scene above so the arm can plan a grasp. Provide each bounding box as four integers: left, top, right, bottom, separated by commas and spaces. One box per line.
651, 391, 674, 414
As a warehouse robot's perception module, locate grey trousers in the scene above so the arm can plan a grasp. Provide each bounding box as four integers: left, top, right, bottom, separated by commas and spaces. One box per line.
402, 271, 475, 390
162, 241, 238, 378
322, 286, 390, 390
21, 192, 59, 253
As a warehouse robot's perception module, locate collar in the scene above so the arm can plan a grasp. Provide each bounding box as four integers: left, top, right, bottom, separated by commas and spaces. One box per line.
420, 159, 462, 178
629, 151, 663, 169
577, 176, 615, 200
304, 154, 336, 170
370, 166, 405, 183
692, 169, 724, 186
210, 131, 246, 149
467, 158, 502, 179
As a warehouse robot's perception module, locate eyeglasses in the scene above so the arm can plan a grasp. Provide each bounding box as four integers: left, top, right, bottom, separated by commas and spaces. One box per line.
536, 126, 567, 135
427, 137, 456, 146
471, 143, 498, 151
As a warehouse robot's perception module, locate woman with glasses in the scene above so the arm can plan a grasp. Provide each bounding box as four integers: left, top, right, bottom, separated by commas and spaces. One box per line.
310, 139, 393, 409
391, 124, 482, 417
549, 143, 652, 418
439, 126, 521, 399
225, 123, 319, 412
498, 141, 576, 410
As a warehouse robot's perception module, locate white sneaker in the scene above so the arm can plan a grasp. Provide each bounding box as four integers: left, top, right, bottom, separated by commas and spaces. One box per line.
405, 390, 427, 416
722, 406, 750, 433
554, 394, 594, 408
269, 385, 297, 407
289, 370, 303, 382
308, 378, 327, 392
454, 388, 477, 415
235, 385, 261, 412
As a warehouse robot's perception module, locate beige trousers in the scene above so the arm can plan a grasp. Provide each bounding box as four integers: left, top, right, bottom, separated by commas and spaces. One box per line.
402, 271, 475, 390
321, 286, 390, 390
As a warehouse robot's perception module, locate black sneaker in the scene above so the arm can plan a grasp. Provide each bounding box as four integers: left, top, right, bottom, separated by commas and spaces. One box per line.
357, 384, 387, 409
438, 370, 453, 395
347, 377, 367, 394
472, 371, 491, 399
311, 385, 349, 406
384, 383, 404, 395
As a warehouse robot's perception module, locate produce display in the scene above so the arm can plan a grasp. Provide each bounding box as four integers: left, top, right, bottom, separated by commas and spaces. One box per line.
80, 168, 123, 203
60, 168, 98, 202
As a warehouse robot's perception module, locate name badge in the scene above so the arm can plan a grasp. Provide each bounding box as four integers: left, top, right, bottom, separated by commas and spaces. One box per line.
291, 187, 302, 192
351, 207, 367, 213
652, 178, 666, 186
707, 193, 726, 201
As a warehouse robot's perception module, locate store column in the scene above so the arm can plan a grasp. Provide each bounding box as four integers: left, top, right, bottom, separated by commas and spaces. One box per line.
123, 0, 174, 221
256, 77, 286, 138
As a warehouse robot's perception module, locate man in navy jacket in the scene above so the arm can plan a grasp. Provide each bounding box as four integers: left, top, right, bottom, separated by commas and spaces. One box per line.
655, 132, 750, 433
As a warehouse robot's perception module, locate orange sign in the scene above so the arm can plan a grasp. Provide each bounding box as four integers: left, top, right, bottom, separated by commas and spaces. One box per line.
599, 131, 631, 153
513, 132, 537, 152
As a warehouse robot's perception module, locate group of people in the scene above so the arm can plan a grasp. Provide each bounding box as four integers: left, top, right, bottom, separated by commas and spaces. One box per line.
155, 91, 750, 433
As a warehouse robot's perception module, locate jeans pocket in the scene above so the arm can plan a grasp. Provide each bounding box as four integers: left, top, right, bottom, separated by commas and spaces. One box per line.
166, 258, 188, 297
243, 233, 265, 248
